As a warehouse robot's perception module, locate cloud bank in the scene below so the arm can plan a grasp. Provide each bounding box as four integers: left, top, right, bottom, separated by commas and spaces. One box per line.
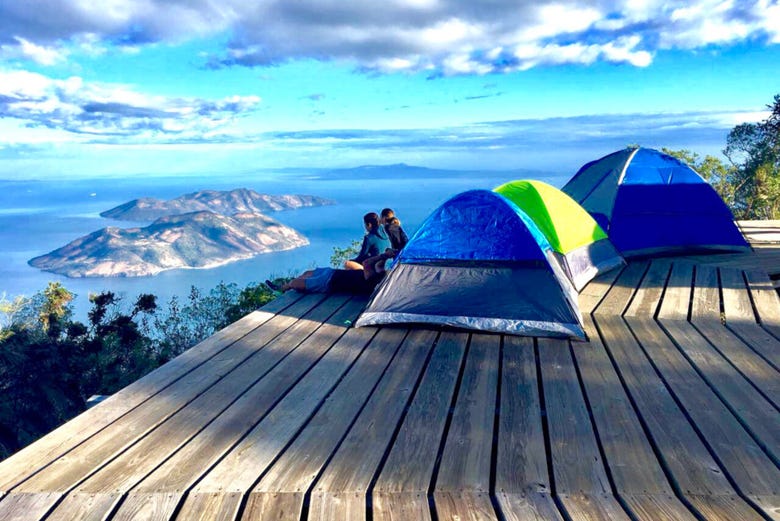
0, 70, 260, 137
1, 0, 778, 74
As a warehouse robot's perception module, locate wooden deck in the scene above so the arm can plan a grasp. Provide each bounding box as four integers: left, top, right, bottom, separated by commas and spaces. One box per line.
1, 228, 779, 520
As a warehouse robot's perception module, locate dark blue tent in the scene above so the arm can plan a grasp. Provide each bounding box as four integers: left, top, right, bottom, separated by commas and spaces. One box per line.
356, 190, 585, 338
563, 147, 750, 257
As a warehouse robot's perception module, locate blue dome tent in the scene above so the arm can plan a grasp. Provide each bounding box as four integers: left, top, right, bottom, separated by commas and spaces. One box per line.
355, 190, 585, 339
562, 147, 750, 257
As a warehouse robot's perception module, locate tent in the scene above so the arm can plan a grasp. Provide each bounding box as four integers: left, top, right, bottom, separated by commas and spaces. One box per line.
494, 179, 625, 291
356, 190, 585, 339
562, 147, 750, 257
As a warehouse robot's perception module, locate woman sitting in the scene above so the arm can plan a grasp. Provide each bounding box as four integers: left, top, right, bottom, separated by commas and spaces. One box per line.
362, 208, 409, 277
343, 212, 391, 271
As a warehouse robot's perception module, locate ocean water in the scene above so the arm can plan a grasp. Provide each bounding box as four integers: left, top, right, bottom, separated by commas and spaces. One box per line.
0, 169, 567, 319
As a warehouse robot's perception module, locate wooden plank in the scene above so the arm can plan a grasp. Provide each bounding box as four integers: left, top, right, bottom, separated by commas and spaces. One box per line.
0, 294, 326, 521
291, 329, 436, 521
43, 295, 352, 521
722, 268, 780, 369
626, 316, 780, 519
593, 261, 648, 317
744, 270, 780, 338
538, 338, 630, 521
595, 315, 763, 520
100, 297, 364, 521
576, 315, 697, 520
371, 332, 468, 521
580, 256, 695, 520
624, 260, 670, 318
431, 334, 499, 521
0, 291, 304, 495
690, 321, 780, 410
691, 264, 722, 322
578, 267, 624, 315
656, 262, 693, 321
727, 321, 780, 371
495, 336, 563, 521
660, 319, 780, 464
720, 268, 756, 323
174, 326, 405, 521
691, 265, 780, 409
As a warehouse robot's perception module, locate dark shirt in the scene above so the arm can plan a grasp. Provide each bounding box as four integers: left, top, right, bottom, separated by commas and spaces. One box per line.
329, 269, 384, 295
384, 222, 409, 251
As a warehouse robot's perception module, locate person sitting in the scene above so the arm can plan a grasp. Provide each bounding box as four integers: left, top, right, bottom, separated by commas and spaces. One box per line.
343, 212, 390, 271
380, 207, 409, 251
362, 208, 409, 277
268, 267, 383, 296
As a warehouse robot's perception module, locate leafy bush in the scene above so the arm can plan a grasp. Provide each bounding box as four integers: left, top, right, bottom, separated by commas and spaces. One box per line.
0, 278, 285, 460
330, 239, 361, 268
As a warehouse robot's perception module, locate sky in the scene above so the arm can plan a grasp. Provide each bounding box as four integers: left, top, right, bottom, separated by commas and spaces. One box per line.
0, 0, 778, 179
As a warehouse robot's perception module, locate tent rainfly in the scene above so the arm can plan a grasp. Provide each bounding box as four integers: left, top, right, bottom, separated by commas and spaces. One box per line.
355, 190, 586, 339
494, 179, 625, 291
562, 147, 750, 257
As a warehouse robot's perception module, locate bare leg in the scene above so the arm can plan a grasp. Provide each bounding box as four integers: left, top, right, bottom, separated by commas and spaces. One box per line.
282, 270, 315, 291
343, 260, 363, 270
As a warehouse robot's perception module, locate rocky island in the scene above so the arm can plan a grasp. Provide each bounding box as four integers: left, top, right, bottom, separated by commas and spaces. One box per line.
101, 188, 334, 221
30, 211, 309, 278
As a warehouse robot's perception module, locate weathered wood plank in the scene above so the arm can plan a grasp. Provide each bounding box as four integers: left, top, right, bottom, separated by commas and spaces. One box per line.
494, 336, 562, 521
171, 491, 242, 521
371, 331, 467, 521
660, 319, 780, 463
691, 267, 780, 407
0, 492, 61, 521
727, 320, 780, 371
582, 259, 695, 520
0, 291, 305, 495
372, 492, 430, 521
576, 315, 697, 520
626, 316, 780, 519
594, 261, 648, 317
176, 326, 404, 521
720, 268, 757, 323
244, 322, 415, 520
98, 297, 365, 521
719, 263, 780, 369
744, 270, 780, 340
0, 294, 327, 521
434, 491, 496, 521
303, 329, 437, 521
578, 268, 623, 315
691, 320, 780, 409
432, 334, 499, 521
656, 262, 693, 321
44, 295, 352, 521
538, 337, 630, 520
595, 314, 763, 520
690, 264, 722, 322
624, 260, 670, 318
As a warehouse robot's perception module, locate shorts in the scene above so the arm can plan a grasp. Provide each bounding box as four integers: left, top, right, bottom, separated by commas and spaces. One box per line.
304, 267, 335, 292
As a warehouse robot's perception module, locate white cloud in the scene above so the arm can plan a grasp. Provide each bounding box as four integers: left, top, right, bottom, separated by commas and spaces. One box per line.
0, 0, 778, 74
0, 69, 261, 138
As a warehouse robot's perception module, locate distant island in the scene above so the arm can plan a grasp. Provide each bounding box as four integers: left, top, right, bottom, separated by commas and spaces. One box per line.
29, 211, 309, 278
101, 188, 334, 221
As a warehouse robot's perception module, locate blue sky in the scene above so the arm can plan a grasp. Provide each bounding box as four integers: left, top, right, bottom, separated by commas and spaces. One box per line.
0, 0, 778, 178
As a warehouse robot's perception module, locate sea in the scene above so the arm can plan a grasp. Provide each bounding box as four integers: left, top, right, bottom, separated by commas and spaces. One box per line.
0, 166, 568, 320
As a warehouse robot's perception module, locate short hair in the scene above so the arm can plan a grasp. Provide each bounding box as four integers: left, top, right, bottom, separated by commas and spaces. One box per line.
380, 208, 395, 219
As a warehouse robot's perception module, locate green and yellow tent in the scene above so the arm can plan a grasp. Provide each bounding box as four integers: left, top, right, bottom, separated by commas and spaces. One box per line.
495, 180, 625, 291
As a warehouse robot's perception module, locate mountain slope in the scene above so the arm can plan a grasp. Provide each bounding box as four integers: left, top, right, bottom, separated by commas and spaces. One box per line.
100, 188, 334, 221
29, 211, 308, 278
